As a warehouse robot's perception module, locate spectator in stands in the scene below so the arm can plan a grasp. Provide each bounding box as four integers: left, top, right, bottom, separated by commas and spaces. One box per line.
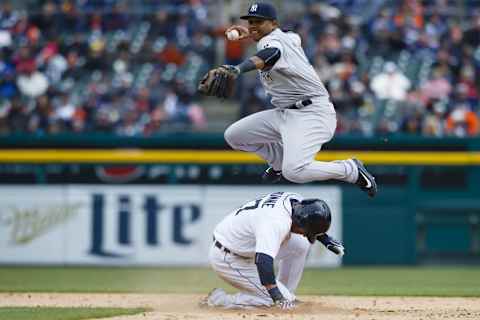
422, 100, 447, 137
0, 0, 479, 137
0, 54, 17, 99
6, 97, 29, 133
419, 67, 452, 104
143, 104, 167, 136
464, 12, 480, 48
424, 12, 447, 52
240, 79, 271, 118
163, 80, 206, 130
370, 62, 411, 101
445, 103, 479, 137
0, 1, 19, 30
43, 42, 68, 87
148, 10, 174, 40
30, 1, 60, 40
16, 60, 49, 99
29, 94, 53, 134
457, 66, 479, 109
401, 105, 424, 135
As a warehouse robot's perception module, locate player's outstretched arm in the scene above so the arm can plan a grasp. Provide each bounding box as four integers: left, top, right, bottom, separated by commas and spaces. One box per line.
197, 46, 280, 98
255, 252, 295, 310
226, 47, 281, 76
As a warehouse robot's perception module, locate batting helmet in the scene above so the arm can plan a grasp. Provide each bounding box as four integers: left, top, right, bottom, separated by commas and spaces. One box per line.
292, 199, 331, 243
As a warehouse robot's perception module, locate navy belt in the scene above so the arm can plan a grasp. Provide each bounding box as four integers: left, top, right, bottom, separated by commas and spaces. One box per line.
214, 240, 232, 254
287, 99, 312, 109
213, 237, 249, 259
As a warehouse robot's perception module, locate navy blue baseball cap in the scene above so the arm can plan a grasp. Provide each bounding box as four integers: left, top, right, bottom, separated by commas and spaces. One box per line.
240, 3, 277, 20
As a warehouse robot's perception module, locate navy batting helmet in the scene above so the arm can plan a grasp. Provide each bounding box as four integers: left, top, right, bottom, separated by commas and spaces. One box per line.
292, 199, 331, 243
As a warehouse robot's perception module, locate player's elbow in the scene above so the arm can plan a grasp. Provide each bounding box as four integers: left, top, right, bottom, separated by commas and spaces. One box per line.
256, 47, 281, 70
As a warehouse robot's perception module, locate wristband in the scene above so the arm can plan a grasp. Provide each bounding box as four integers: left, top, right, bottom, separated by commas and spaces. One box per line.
267, 286, 284, 302
236, 59, 256, 73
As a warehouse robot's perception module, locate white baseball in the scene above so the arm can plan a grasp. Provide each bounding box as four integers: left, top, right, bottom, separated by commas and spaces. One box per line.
227, 29, 240, 40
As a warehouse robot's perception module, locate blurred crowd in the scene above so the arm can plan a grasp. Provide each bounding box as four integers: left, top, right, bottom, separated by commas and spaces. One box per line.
243, 0, 480, 137
0, 0, 479, 137
0, 0, 213, 135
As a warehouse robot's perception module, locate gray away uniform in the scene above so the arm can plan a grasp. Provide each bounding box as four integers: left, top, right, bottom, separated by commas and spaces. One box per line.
224, 28, 359, 184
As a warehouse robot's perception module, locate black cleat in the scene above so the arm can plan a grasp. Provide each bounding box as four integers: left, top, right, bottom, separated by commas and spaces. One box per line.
353, 158, 377, 198
262, 167, 283, 184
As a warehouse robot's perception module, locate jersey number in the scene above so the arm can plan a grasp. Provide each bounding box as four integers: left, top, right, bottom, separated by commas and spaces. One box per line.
235, 199, 261, 215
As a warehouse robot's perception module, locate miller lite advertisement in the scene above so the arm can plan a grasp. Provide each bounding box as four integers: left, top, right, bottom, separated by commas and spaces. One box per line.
0, 186, 342, 267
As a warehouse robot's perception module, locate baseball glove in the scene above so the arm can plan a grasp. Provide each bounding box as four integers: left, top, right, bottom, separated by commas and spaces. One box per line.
197, 65, 238, 98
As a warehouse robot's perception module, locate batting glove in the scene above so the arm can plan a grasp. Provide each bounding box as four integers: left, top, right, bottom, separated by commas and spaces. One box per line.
317, 233, 345, 256
276, 298, 295, 310
267, 287, 295, 310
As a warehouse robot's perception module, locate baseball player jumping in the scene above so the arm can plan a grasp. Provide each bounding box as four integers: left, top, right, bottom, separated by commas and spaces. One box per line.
201, 191, 343, 309
198, 3, 377, 197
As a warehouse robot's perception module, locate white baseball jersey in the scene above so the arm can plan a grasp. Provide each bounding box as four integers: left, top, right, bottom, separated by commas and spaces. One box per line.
257, 28, 329, 108
213, 191, 303, 258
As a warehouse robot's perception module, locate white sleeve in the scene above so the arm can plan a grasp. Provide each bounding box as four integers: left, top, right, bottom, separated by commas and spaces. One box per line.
254, 215, 291, 258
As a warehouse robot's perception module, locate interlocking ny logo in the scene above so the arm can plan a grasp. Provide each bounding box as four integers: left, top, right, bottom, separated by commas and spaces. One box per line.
250, 4, 258, 12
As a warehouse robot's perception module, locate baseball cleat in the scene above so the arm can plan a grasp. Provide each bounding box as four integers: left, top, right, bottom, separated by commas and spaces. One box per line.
199, 288, 227, 307
261, 167, 283, 184
352, 158, 377, 198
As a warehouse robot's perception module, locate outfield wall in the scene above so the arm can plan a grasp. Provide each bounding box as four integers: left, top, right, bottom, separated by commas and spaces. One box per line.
0, 134, 479, 265
0, 185, 342, 267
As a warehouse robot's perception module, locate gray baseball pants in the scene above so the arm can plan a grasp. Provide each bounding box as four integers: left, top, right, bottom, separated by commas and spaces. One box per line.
224, 97, 358, 184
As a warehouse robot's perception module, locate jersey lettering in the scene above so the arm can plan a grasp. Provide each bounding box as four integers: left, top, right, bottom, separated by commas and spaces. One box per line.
261, 192, 284, 208
235, 198, 261, 215
261, 71, 273, 83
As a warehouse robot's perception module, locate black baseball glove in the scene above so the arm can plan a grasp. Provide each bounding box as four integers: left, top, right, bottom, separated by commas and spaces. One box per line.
197, 65, 239, 98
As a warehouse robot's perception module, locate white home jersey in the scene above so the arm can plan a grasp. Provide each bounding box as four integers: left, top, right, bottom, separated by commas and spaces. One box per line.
213, 192, 303, 258
257, 28, 329, 108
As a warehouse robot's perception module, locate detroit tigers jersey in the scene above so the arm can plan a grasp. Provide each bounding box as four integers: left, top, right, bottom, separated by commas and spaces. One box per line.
257, 28, 329, 108
213, 192, 303, 258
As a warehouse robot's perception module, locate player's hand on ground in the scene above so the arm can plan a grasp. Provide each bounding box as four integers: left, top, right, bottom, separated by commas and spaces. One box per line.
225, 25, 250, 40
317, 234, 345, 256
275, 298, 295, 310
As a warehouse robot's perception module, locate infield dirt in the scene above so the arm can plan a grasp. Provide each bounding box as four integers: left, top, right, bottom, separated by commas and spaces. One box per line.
1, 293, 479, 320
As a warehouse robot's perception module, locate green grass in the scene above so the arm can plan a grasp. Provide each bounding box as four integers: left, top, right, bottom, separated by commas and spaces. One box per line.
0, 266, 479, 297
0, 307, 146, 320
